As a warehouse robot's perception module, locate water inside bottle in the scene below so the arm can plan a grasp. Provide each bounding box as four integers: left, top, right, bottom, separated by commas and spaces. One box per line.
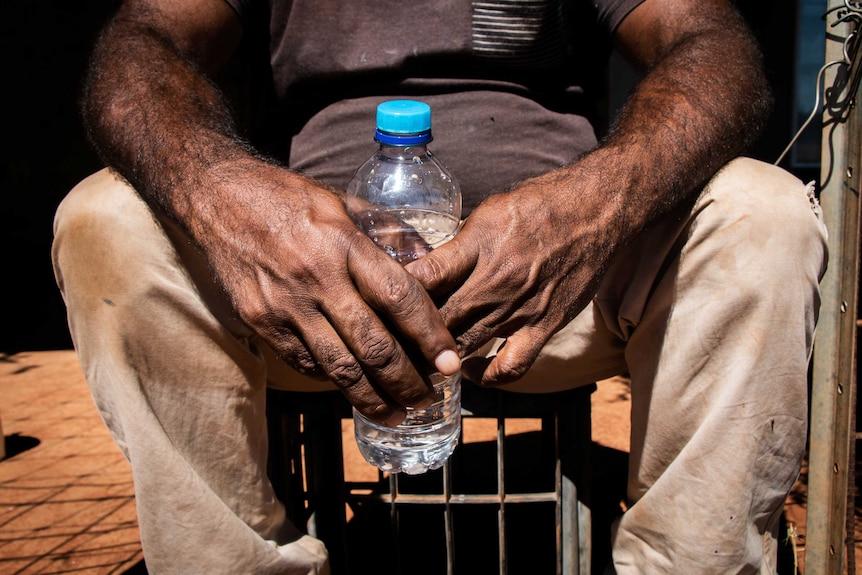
353, 371, 462, 475
364, 208, 459, 263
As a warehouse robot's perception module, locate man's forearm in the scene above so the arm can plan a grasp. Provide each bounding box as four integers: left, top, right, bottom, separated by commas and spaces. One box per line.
578, 0, 771, 246
81, 8, 258, 243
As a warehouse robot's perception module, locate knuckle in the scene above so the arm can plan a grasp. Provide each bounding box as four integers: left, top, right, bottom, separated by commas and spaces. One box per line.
492, 356, 529, 383
412, 254, 446, 285
325, 353, 365, 390
382, 276, 423, 311
357, 332, 399, 370
291, 354, 320, 376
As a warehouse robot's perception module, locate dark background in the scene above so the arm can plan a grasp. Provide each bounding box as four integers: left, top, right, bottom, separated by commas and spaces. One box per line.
2, 1, 122, 353
0, 1, 807, 354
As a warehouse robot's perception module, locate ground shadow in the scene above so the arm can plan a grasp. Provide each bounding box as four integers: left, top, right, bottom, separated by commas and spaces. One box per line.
122, 559, 148, 574
2, 433, 40, 459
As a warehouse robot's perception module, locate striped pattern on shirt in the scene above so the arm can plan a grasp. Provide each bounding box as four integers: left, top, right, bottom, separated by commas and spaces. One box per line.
471, 0, 568, 67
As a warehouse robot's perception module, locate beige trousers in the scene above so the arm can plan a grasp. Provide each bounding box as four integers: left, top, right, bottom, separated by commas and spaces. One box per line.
52, 158, 827, 574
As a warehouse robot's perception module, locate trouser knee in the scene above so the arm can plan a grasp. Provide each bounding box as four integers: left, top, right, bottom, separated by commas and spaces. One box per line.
704, 158, 827, 271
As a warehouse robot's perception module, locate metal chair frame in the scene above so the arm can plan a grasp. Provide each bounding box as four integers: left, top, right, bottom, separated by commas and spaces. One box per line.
267, 383, 594, 575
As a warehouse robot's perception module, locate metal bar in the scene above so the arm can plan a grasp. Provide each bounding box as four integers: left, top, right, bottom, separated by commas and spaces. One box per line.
498, 411, 507, 575
390, 473, 402, 574
553, 412, 565, 575
808, 1, 862, 571
348, 491, 559, 505
444, 460, 454, 575
557, 411, 578, 575
558, 388, 592, 575
847, 367, 858, 575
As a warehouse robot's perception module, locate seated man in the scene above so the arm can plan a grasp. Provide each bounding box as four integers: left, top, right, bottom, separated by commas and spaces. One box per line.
52, 0, 828, 572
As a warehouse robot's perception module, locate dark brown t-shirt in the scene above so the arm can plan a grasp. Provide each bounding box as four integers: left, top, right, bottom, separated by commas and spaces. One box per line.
222, 0, 642, 212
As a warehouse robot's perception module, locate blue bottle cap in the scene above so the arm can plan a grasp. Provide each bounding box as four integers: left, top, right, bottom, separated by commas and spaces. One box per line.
377, 100, 431, 133
375, 100, 433, 145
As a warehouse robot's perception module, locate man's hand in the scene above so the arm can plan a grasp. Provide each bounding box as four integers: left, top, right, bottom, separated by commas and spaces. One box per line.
408, 166, 614, 387
410, 0, 771, 386
80, 0, 460, 424
196, 161, 461, 424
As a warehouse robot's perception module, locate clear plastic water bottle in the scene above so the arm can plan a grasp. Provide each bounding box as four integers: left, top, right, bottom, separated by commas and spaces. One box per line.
347, 99, 462, 475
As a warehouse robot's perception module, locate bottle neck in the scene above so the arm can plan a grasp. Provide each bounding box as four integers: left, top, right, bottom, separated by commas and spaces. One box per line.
374, 129, 432, 147
377, 142, 430, 158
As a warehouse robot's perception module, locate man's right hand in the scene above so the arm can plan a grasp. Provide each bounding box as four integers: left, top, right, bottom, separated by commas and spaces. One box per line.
197, 161, 461, 424
81, 0, 459, 424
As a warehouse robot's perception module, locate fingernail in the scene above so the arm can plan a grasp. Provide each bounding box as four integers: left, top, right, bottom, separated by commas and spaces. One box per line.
384, 408, 407, 427
434, 349, 461, 375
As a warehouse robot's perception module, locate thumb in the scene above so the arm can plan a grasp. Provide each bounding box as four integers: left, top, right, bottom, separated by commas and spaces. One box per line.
469, 329, 545, 387
405, 236, 476, 297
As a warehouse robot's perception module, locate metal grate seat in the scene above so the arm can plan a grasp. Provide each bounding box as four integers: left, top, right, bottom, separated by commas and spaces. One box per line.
267, 382, 595, 575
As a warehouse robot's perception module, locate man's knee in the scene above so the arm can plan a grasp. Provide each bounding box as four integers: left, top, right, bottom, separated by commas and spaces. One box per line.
54, 170, 129, 293
700, 157, 827, 280
707, 158, 823, 235
54, 168, 145, 241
